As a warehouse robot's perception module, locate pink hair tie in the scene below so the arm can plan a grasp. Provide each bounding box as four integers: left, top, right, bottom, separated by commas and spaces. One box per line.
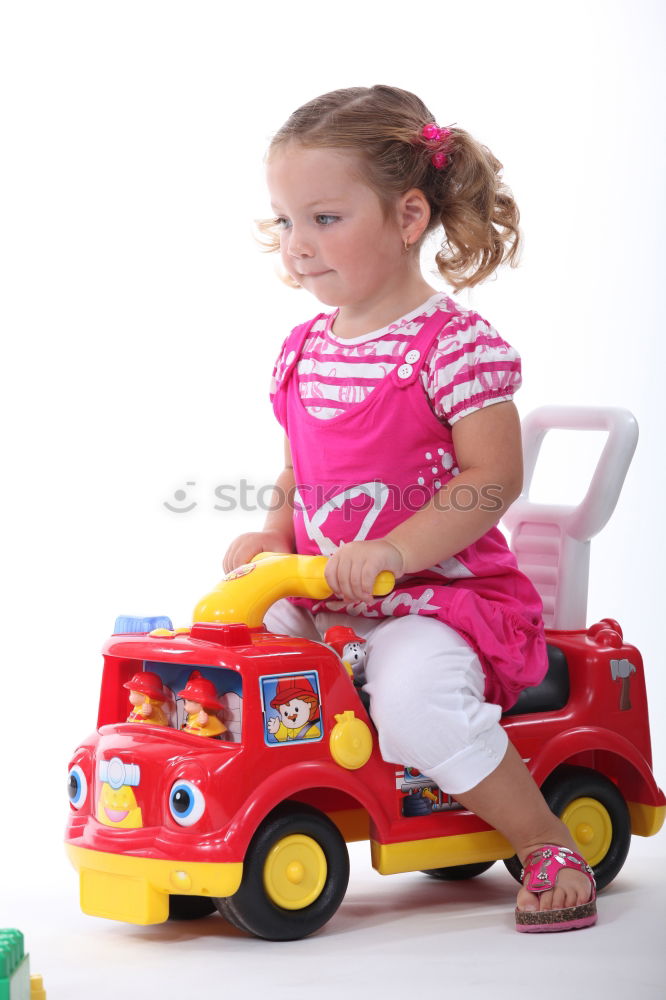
421, 122, 452, 169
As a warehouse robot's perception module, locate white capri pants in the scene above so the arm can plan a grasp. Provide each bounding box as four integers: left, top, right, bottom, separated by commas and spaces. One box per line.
263, 600, 509, 795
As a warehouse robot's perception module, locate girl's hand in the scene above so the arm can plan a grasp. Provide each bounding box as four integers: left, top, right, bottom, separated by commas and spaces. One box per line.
223, 530, 294, 575
325, 539, 405, 605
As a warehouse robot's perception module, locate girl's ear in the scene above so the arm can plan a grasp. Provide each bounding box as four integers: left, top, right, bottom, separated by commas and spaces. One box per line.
398, 188, 431, 244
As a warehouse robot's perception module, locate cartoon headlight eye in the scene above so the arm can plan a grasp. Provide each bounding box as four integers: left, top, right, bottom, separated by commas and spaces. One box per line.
169, 780, 206, 826
68, 765, 88, 809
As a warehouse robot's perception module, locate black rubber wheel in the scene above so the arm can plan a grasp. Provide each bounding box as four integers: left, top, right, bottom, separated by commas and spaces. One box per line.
422, 860, 496, 880
214, 896, 253, 934
504, 765, 631, 891
214, 803, 350, 940
168, 895, 217, 920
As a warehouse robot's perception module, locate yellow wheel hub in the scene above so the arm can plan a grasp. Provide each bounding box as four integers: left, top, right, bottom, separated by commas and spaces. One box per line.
263, 834, 327, 910
561, 796, 612, 867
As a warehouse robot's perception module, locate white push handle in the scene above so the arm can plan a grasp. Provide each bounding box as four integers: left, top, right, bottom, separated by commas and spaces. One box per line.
503, 406, 638, 630
519, 405, 639, 542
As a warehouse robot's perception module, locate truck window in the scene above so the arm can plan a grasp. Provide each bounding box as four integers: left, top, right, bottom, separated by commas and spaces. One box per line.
144, 661, 243, 742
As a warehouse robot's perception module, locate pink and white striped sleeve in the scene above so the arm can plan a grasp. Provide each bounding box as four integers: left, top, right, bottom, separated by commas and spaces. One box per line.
423, 311, 522, 425
269, 336, 292, 404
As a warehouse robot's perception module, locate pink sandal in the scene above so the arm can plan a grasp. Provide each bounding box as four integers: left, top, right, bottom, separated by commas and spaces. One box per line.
515, 845, 597, 933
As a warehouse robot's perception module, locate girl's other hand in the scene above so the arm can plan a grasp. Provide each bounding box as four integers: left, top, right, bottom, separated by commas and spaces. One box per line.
325, 539, 405, 605
223, 530, 293, 575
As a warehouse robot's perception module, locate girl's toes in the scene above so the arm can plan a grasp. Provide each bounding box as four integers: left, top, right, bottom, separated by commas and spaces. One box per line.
575, 872, 593, 906
516, 885, 538, 911
517, 870, 592, 913
551, 886, 568, 910
536, 888, 554, 911
517, 885, 555, 911
558, 869, 592, 908
565, 884, 582, 908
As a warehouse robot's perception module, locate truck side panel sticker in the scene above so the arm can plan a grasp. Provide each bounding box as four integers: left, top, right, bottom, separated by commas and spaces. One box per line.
260, 671, 323, 746
397, 766, 464, 817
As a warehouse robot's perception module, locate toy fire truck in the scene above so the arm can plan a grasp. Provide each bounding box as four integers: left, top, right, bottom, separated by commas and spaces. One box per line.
65, 407, 665, 939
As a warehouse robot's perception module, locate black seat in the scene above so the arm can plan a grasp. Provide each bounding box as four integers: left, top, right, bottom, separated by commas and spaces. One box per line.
503, 643, 570, 716
354, 643, 569, 720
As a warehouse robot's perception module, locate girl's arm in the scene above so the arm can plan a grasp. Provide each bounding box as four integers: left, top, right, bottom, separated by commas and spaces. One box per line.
325, 402, 524, 603
386, 400, 523, 572
222, 436, 296, 573
263, 436, 297, 544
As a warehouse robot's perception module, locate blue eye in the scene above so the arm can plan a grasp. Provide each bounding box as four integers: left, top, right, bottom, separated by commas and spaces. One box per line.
273, 215, 338, 228
169, 780, 206, 826
68, 765, 88, 809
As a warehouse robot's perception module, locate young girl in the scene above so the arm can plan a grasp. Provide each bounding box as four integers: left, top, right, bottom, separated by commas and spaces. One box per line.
223, 84, 597, 932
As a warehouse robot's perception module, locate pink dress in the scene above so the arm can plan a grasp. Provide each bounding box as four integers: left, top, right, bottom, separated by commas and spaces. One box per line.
271, 303, 549, 711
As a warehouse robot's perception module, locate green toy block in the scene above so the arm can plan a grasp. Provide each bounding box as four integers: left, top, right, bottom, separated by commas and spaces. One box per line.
0, 930, 37, 1000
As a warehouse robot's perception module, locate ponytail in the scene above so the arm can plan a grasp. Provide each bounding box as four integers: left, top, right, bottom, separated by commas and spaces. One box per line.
426, 127, 521, 290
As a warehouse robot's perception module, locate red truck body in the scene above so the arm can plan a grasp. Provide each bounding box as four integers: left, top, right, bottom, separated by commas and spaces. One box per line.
66, 609, 665, 938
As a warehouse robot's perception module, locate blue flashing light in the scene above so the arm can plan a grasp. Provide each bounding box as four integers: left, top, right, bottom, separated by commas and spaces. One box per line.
113, 615, 174, 634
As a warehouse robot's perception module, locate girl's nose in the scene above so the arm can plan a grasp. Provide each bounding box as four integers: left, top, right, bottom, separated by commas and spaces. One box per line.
286, 226, 314, 258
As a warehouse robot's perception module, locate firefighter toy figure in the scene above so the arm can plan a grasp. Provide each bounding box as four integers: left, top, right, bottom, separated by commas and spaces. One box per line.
178, 671, 227, 738
124, 671, 171, 726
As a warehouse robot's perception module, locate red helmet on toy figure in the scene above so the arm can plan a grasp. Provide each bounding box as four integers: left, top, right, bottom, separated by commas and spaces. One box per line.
123, 671, 167, 701
270, 676, 317, 709
324, 626, 368, 678
178, 671, 223, 711
324, 626, 367, 658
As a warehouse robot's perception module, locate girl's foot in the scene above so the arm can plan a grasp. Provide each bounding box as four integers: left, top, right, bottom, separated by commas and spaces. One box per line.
449, 743, 596, 924
516, 842, 594, 913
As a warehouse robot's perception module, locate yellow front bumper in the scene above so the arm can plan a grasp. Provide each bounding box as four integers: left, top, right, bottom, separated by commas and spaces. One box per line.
66, 844, 243, 925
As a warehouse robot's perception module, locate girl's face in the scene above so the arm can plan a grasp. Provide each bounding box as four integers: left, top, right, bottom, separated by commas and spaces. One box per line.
266, 143, 405, 311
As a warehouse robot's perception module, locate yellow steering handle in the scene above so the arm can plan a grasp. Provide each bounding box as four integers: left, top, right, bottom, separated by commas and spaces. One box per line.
193, 553, 395, 629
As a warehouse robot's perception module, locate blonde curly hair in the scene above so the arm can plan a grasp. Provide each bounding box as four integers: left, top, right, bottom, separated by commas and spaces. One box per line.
256, 84, 521, 293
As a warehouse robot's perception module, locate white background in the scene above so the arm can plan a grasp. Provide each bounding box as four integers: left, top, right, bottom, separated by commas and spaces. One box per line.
1, 1, 664, 996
